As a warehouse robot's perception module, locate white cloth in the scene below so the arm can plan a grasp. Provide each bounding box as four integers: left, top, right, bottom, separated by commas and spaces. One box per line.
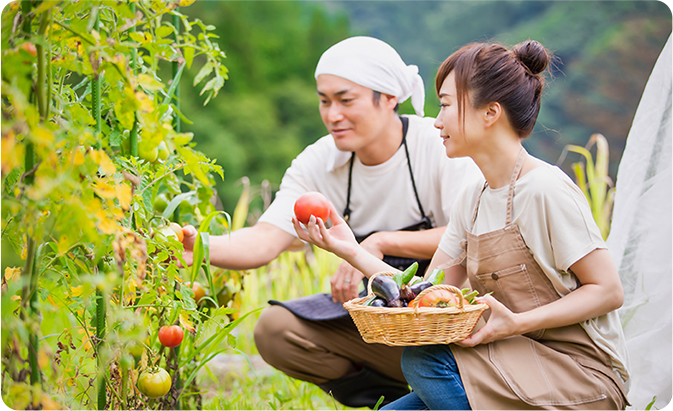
607, 35, 672, 410
438, 162, 630, 383
258, 115, 482, 238
314, 36, 426, 117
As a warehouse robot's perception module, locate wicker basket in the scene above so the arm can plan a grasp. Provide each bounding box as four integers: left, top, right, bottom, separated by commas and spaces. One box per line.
343, 272, 488, 346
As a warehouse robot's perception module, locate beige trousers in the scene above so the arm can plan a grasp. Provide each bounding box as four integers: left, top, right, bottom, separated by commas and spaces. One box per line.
253, 304, 405, 385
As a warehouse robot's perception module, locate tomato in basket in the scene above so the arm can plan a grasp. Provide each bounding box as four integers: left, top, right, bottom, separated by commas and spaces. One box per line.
418, 289, 461, 308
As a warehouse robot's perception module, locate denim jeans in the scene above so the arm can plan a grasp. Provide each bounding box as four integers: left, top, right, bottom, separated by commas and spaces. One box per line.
381, 345, 471, 410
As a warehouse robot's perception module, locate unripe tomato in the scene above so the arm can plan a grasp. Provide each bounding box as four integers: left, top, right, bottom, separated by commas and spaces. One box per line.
137, 367, 171, 398
185, 281, 206, 304
168, 222, 184, 242
138, 141, 159, 163
153, 194, 169, 214
158, 325, 184, 348
157, 141, 170, 162
418, 289, 460, 308
217, 284, 234, 307
294, 192, 331, 225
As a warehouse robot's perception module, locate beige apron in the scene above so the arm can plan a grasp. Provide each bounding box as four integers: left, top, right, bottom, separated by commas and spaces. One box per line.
448, 150, 629, 410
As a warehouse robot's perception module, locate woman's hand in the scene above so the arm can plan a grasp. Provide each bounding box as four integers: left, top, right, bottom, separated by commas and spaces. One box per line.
292, 202, 360, 261
454, 295, 519, 347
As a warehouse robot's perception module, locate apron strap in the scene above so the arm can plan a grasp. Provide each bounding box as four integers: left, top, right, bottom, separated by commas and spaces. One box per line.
506, 148, 528, 225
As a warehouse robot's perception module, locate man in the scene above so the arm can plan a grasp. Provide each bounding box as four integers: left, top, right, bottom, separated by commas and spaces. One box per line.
181, 36, 481, 408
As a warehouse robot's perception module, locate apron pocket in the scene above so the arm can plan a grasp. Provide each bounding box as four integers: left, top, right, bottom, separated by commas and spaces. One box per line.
489, 336, 608, 407
475, 264, 541, 313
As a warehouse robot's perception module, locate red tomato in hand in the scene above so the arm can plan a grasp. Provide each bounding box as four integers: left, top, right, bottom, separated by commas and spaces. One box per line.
294, 192, 330, 225
418, 289, 459, 308
137, 367, 172, 398
158, 325, 184, 348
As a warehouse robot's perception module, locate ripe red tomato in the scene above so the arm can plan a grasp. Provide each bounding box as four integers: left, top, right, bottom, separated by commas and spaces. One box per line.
185, 281, 206, 304
294, 192, 330, 225
158, 325, 184, 348
418, 289, 459, 308
137, 367, 171, 398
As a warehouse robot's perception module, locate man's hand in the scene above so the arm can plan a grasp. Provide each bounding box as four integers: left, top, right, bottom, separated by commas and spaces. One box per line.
330, 262, 365, 304
328, 233, 389, 303
179, 225, 198, 267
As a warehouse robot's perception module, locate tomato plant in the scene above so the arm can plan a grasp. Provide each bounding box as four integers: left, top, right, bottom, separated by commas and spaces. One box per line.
0, 1, 252, 410
294, 192, 331, 225
158, 325, 184, 348
138, 367, 172, 398
418, 289, 460, 308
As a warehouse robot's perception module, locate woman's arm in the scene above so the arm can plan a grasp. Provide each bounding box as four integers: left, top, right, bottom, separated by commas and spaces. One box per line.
293, 203, 398, 276
458, 248, 624, 346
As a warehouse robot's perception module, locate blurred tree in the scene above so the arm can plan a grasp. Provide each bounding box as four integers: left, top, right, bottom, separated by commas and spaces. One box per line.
176, 1, 349, 214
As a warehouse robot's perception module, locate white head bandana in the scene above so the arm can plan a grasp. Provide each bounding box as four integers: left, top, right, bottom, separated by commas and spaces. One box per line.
315, 36, 425, 117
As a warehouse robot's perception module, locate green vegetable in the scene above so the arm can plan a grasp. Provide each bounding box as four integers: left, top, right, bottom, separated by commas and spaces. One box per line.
393, 262, 418, 288
408, 276, 422, 286
425, 268, 445, 286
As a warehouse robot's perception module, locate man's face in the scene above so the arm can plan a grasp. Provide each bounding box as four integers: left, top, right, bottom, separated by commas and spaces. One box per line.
316, 74, 396, 153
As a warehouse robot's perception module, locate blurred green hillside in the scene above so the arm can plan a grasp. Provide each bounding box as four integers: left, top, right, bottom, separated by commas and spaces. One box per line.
177, 1, 671, 218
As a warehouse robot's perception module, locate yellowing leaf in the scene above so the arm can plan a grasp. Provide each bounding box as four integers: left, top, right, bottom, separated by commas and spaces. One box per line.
137, 73, 163, 91
1, 131, 24, 174
4, 267, 21, 282
135, 91, 154, 113
129, 32, 146, 43
115, 183, 132, 211
179, 312, 196, 333
90, 149, 116, 175
31, 126, 54, 146
71, 285, 83, 297
92, 179, 117, 199
72, 148, 85, 166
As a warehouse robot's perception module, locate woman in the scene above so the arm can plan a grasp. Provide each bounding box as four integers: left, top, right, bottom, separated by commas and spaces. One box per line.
293, 39, 630, 410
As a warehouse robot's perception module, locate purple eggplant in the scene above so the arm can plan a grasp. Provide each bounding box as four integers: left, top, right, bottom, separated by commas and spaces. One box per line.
371, 275, 404, 307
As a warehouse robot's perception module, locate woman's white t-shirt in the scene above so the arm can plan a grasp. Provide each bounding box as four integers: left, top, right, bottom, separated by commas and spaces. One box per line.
438, 162, 630, 383
258, 115, 482, 238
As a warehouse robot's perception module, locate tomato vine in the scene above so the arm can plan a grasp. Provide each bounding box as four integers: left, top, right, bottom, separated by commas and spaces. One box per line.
1, 1, 245, 409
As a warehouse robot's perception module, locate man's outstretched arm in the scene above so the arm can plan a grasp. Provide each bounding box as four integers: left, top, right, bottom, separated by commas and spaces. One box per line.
181, 222, 298, 270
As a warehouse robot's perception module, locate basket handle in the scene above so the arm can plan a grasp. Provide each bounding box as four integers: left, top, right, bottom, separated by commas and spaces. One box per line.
410, 284, 466, 311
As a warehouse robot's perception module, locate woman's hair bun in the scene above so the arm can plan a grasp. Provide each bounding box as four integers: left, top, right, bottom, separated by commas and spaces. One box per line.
512, 40, 550, 75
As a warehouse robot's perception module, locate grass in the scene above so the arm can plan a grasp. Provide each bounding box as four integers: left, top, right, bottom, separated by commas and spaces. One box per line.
195, 246, 367, 410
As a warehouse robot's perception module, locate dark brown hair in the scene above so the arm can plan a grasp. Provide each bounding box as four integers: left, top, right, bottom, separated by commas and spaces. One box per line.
435, 40, 552, 138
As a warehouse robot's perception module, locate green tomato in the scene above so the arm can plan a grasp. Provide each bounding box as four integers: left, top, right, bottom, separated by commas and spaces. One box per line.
153, 194, 169, 214
157, 141, 170, 162
138, 141, 159, 163
137, 367, 171, 398
217, 284, 234, 307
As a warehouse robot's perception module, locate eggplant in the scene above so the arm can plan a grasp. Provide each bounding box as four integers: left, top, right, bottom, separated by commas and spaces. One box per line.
368, 298, 387, 308
409, 281, 433, 297
371, 275, 403, 307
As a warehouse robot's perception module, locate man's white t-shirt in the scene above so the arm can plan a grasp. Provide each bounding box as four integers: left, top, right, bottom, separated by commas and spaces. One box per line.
438, 162, 630, 383
258, 115, 482, 239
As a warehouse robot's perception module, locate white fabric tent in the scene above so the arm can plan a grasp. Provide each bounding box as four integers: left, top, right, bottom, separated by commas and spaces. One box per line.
607, 35, 672, 410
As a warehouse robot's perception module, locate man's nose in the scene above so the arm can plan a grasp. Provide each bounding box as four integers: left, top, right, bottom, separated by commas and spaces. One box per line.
327, 104, 344, 123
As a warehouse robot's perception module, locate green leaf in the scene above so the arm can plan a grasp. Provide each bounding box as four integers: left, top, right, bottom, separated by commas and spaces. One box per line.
155, 25, 174, 38
184, 46, 195, 69
162, 191, 195, 220
193, 62, 214, 86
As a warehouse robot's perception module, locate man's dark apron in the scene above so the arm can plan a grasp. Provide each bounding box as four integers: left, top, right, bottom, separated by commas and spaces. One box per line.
270, 116, 433, 321
445, 149, 629, 409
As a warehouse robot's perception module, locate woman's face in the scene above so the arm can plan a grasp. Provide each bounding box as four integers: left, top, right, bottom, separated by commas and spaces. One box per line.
433, 71, 482, 159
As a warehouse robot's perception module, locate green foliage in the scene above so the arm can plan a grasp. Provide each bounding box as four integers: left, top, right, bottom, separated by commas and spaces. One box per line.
0, 1, 244, 409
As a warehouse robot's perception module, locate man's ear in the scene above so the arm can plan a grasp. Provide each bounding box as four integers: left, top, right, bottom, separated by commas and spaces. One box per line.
383, 93, 398, 111
483, 102, 502, 127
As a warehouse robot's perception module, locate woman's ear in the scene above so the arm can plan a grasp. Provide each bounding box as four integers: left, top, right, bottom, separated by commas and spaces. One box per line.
483, 102, 502, 127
